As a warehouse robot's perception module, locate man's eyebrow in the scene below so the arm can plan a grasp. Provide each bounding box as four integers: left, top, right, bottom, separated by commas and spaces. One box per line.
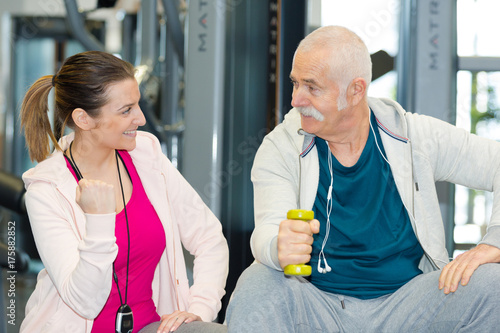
289, 75, 319, 85
289, 75, 324, 90
303, 78, 319, 85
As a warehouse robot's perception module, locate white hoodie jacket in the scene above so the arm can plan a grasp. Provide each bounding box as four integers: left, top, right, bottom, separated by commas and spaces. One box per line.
251, 97, 500, 273
20, 131, 229, 333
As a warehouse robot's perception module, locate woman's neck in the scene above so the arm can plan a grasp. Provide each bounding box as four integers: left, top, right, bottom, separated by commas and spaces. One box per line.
69, 138, 116, 180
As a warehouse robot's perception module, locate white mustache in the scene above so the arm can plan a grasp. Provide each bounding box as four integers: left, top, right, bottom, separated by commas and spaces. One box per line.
297, 106, 325, 121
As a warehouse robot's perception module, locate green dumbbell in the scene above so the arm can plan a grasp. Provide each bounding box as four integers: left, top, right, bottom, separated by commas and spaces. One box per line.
283, 209, 314, 276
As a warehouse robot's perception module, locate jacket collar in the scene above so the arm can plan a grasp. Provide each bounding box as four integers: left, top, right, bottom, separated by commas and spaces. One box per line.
22, 133, 75, 189
368, 97, 409, 143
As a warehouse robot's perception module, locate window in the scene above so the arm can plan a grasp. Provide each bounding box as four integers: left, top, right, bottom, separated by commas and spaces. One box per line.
319, 0, 400, 99
454, 0, 500, 256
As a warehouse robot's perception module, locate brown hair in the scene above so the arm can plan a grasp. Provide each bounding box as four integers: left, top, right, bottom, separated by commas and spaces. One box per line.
20, 51, 136, 162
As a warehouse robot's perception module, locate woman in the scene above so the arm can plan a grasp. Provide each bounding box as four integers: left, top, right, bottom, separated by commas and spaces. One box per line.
19, 51, 229, 333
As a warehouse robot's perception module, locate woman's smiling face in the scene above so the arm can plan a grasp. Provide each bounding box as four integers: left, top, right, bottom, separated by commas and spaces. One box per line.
89, 78, 146, 151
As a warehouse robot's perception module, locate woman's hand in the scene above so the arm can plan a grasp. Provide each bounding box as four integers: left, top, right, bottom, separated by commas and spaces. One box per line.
156, 311, 202, 332
76, 179, 115, 214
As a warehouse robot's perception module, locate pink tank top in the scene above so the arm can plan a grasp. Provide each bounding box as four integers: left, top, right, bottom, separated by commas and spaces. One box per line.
66, 150, 166, 332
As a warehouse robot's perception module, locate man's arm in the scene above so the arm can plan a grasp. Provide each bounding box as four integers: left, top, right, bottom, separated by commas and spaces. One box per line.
250, 133, 300, 270
411, 114, 500, 292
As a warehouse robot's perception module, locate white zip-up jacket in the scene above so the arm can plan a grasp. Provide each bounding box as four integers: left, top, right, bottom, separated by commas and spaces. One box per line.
251, 97, 500, 273
20, 131, 229, 333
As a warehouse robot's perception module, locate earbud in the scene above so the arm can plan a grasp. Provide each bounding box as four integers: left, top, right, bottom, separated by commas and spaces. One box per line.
317, 257, 332, 274
324, 260, 332, 272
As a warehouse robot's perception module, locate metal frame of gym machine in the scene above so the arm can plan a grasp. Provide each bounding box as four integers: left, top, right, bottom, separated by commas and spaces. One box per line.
397, 0, 457, 255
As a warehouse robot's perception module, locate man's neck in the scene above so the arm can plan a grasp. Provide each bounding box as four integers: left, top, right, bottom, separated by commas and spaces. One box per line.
325, 105, 370, 167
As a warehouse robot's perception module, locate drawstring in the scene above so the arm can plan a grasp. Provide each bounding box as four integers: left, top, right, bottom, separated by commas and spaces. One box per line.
339, 295, 346, 309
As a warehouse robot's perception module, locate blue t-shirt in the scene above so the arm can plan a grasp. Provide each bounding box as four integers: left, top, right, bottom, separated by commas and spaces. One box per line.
309, 111, 424, 299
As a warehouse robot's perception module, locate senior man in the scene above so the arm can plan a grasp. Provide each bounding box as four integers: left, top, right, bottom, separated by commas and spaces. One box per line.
226, 26, 500, 332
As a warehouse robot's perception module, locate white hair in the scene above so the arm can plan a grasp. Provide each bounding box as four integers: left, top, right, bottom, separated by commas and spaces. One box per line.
296, 26, 372, 110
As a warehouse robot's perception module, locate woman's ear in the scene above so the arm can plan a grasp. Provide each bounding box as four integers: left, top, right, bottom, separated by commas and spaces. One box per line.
72, 108, 96, 131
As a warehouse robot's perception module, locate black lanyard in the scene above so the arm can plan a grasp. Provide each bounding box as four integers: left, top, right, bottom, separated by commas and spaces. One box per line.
64, 143, 134, 333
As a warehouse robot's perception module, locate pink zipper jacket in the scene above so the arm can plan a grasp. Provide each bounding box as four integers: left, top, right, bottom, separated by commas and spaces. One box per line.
20, 131, 229, 333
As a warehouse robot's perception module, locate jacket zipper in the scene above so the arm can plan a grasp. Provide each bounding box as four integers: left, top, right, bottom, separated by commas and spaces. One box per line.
406, 138, 440, 271
162, 171, 181, 310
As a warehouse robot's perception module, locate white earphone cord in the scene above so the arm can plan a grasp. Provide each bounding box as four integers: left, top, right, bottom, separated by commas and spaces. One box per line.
318, 142, 333, 273
319, 120, 402, 274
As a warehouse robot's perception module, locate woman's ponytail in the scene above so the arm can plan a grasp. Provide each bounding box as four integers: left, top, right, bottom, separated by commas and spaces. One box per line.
20, 75, 60, 162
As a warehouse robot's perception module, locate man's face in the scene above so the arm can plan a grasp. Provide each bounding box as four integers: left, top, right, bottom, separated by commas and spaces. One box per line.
290, 49, 349, 139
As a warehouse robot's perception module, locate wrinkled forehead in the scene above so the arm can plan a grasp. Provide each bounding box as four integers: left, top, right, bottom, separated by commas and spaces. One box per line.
291, 48, 334, 81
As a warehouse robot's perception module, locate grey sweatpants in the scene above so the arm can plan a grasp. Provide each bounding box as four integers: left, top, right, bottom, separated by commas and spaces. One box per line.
226, 263, 500, 332
139, 321, 227, 333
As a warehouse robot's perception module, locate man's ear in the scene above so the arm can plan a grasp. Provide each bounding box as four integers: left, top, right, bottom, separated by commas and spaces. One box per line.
72, 108, 96, 131
348, 78, 367, 107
